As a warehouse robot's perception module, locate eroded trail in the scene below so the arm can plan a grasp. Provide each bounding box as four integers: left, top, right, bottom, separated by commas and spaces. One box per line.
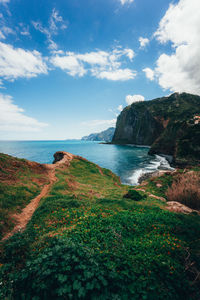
2, 151, 74, 241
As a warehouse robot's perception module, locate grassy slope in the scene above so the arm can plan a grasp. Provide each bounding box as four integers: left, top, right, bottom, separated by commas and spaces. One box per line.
0, 153, 49, 239
0, 156, 200, 299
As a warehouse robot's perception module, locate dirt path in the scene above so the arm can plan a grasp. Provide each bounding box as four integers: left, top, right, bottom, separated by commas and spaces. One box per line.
2, 151, 74, 241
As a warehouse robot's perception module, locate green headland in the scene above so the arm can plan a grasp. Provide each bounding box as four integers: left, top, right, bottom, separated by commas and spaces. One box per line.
0, 149, 200, 299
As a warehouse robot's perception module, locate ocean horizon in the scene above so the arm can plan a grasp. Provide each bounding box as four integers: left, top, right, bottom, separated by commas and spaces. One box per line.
0, 140, 172, 185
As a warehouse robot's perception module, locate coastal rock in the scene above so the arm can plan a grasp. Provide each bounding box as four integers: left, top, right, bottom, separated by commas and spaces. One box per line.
138, 171, 159, 184
112, 93, 200, 166
166, 201, 199, 214
53, 151, 75, 165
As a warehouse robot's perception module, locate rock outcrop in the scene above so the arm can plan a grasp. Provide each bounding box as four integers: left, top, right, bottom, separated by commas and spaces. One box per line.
112, 93, 200, 166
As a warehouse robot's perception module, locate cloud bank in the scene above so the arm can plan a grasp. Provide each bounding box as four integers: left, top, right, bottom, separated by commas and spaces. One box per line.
154, 0, 200, 94
51, 48, 136, 81
0, 94, 48, 132
0, 42, 48, 81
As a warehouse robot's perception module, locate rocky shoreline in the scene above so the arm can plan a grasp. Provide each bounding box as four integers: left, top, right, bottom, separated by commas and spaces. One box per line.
138, 169, 174, 184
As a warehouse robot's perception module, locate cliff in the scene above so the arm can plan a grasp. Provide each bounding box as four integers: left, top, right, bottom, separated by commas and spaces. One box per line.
82, 127, 115, 142
112, 93, 200, 166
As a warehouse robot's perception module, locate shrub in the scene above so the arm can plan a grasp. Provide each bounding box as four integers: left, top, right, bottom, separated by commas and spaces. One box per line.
123, 189, 145, 201
166, 172, 200, 209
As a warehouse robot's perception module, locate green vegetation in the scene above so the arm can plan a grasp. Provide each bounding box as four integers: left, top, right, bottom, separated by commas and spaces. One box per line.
113, 92, 200, 166
123, 189, 146, 201
0, 153, 49, 239
142, 167, 200, 210
0, 155, 200, 299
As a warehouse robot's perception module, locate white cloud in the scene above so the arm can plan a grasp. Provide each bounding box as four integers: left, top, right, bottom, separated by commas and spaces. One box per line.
32, 8, 67, 51
94, 68, 136, 81
51, 52, 86, 77
20, 30, 30, 36
139, 37, 149, 48
120, 0, 134, 5
0, 41, 48, 81
32, 21, 51, 38
0, 94, 48, 132
126, 94, 145, 105
50, 8, 66, 33
143, 67, 154, 81
117, 105, 123, 112
48, 39, 58, 50
77, 51, 109, 66
154, 0, 200, 94
20, 25, 30, 36
1, 26, 15, 36
51, 48, 136, 81
123, 48, 135, 60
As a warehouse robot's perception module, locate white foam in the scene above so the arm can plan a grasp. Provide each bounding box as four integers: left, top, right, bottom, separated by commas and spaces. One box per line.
155, 155, 175, 170
128, 168, 144, 185
128, 154, 174, 185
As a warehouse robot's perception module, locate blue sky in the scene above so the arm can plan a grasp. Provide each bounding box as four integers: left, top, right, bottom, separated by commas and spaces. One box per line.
0, 0, 199, 140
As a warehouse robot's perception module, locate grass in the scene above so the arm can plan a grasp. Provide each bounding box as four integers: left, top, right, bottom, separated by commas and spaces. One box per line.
0, 155, 200, 299
0, 153, 49, 239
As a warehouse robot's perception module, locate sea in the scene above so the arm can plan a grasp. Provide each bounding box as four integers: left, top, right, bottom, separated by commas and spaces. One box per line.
0, 140, 174, 185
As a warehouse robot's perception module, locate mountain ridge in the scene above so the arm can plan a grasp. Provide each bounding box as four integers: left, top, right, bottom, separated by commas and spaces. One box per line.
82, 127, 115, 142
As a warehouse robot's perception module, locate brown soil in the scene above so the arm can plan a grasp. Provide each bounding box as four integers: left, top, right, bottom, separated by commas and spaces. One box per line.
97, 166, 104, 176
148, 194, 166, 202
65, 177, 79, 190
0, 154, 49, 185
1, 151, 75, 241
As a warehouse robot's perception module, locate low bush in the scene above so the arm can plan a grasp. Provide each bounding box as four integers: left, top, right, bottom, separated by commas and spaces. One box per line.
123, 189, 145, 201
166, 172, 200, 209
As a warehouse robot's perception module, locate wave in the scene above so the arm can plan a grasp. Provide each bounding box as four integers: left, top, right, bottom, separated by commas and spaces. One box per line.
128, 155, 174, 186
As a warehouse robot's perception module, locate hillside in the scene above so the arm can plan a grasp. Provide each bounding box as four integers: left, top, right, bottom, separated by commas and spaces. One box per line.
112, 93, 200, 166
0, 152, 200, 299
0, 153, 50, 238
82, 127, 115, 142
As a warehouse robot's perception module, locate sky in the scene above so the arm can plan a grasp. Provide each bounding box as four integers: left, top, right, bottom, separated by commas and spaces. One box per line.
0, 0, 199, 140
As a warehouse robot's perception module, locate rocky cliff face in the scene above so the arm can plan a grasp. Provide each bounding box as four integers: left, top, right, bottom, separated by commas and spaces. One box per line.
112, 103, 163, 145
112, 93, 200, 166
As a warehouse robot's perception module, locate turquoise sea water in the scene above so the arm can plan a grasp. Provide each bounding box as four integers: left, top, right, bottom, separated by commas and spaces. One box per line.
0, 140, 172, 185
